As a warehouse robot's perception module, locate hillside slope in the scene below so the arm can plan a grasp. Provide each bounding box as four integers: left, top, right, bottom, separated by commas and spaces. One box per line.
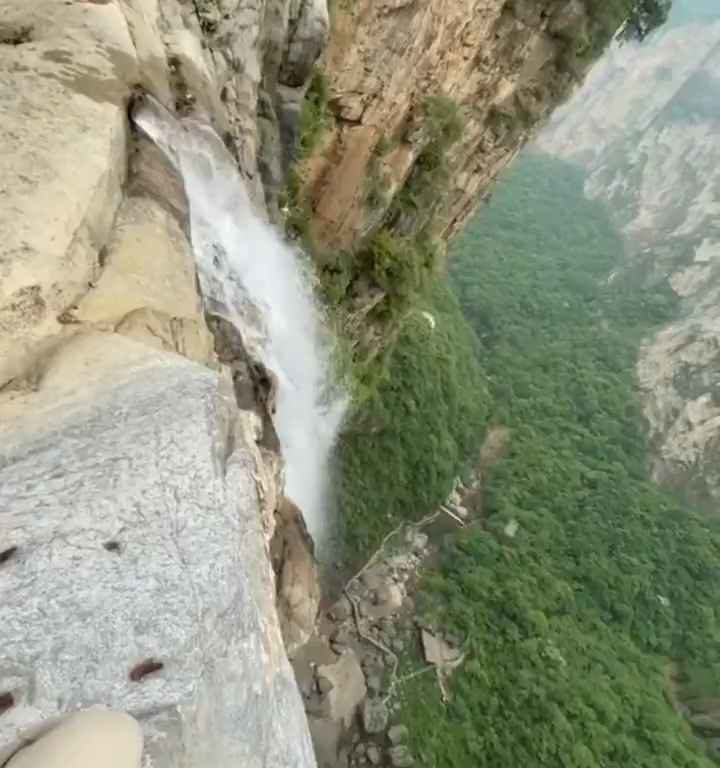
539, 16, 720, 509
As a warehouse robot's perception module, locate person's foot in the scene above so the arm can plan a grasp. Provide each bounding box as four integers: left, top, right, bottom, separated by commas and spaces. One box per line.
7, 709, 142, 768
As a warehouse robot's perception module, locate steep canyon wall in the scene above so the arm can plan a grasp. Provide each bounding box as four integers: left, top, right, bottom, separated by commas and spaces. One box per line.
0, 0, 631, 763
539, 17, 720, 508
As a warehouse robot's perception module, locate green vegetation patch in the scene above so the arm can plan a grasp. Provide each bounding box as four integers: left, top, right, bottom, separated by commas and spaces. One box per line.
398, 152, 720, 766
298, 70, 331, 158
389, 95, 464, 231
334, 279, 489, 557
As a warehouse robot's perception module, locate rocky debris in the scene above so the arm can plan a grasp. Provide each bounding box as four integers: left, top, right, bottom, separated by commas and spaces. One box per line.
362, 698, 389, 735
297, 475, 478, 766
329, 596, 353, 621
405, 530, 428, 553
358, 583, 405, 621
388, 745, 415, 767
420, 628, 466, 704
308, 716, 344, 768
316, 651, 367, 726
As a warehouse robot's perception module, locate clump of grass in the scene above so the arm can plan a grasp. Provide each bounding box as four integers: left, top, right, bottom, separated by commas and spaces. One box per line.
298, 70, 331, 158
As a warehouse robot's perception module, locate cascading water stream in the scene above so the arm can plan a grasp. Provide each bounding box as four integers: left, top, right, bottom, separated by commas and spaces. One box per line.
133, 96, 346, 546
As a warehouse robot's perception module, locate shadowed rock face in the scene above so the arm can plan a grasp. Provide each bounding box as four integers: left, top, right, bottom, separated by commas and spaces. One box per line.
0, 337, 316, 767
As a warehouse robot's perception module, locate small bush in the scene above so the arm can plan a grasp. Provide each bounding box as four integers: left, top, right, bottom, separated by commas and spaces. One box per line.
358, 230, 437, 312
298, 70, 331, 157
423, 94, 464, 148
388, 95, 464, 231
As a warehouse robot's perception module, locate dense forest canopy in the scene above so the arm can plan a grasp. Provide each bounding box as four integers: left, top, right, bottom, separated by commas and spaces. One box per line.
394, 153, 720, 766
334, 282, 488, 555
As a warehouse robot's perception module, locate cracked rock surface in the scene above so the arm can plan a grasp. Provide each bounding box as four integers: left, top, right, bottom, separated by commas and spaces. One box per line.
0, 337, 315, 767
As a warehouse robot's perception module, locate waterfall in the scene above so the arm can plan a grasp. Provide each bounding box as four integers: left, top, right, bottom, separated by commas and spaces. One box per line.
133, 97, 346, 546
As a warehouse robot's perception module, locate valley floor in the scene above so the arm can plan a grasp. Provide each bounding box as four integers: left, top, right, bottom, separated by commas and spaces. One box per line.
332, 152, 720, 767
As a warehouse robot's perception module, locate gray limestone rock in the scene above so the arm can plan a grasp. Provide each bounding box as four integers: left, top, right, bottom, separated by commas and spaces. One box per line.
0, 341, 316, 768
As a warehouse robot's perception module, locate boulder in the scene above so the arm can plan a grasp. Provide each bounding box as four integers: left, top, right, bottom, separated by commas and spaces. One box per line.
366, 744, 382, 765
271, 498, 321, 658
360, 567, 387, 591
317, 650, 367, 726
329, 596, 353, 621
360, 583, 404, 620
447, 489, 462, 507
450, 504, 469, 520
6, 709, 142, 768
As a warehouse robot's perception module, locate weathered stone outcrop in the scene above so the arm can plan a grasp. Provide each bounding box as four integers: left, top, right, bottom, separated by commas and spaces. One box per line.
0, 0, 327, 393
295, 0, 600, 252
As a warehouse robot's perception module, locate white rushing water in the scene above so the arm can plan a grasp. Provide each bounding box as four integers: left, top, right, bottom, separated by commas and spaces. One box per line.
134, 97, 346, 545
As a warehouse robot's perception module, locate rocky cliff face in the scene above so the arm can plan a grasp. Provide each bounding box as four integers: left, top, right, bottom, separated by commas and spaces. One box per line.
0, 0, 325, 763
294, 0, 614, 253
0, 0, 632, 764
538, 17, 720, 509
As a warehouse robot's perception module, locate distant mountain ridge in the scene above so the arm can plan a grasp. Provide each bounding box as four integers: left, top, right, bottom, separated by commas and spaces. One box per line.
538, 17, 720, 509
